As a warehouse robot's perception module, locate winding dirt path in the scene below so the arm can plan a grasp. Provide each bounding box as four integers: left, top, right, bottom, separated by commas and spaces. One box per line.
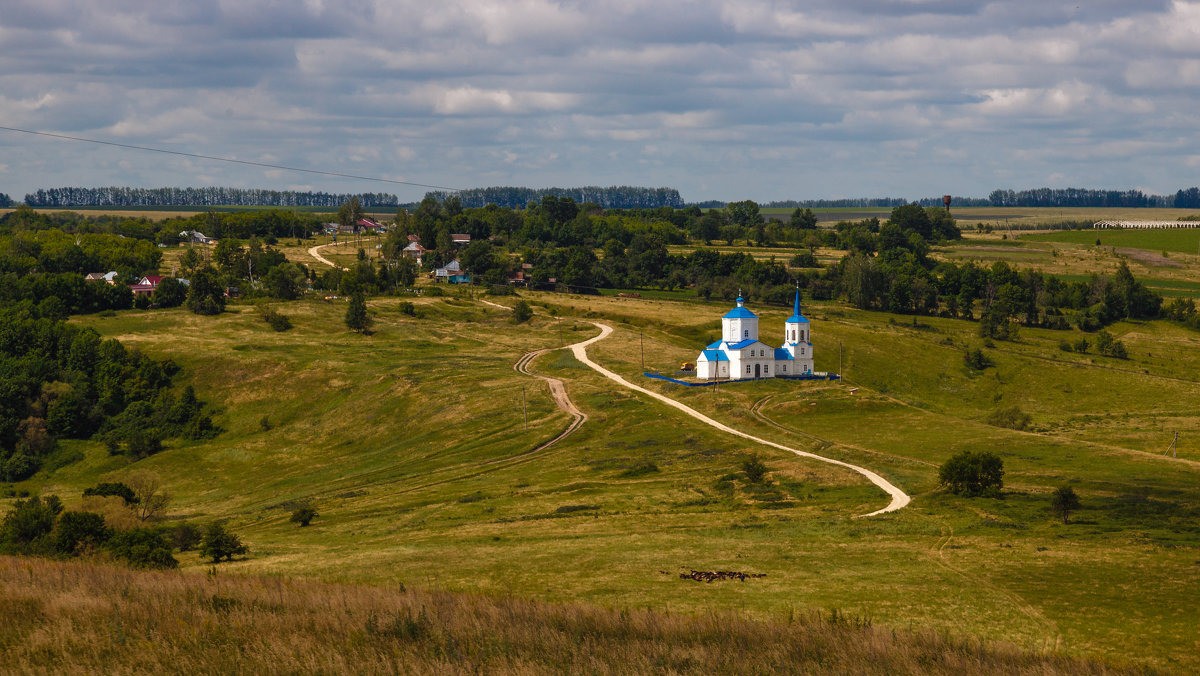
513, 348, 587, 452
571, 322, 911, 518
307, 242, 349, 270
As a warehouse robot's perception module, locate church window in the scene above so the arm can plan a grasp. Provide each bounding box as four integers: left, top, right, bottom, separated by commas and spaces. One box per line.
746, 365, 751, 374
782, 365, 787, 372
744, 329, 748, 338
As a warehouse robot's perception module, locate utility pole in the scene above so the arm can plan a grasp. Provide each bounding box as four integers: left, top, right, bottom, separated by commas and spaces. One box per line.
839, 341, 843, 378
640, 330, 645, 371
522, 386, 528, 431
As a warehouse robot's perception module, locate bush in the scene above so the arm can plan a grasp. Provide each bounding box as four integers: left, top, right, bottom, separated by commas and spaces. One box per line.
290, 506, 318, 527
1051, 485, 1081, 524
938, 451, 1004, 497
261, 308, 293, 332
964, 348, 992, 371
0, 495, 63, 553
742, 455, 769, 484
82, 482, 139, 506
985, 406, 1032, 431
512, 300, 533, 324
107, 528, 178, 568
52, 511, 110, 555
399, 301, 416, 316
200, 521, 249, 563
163, 522, 202, 551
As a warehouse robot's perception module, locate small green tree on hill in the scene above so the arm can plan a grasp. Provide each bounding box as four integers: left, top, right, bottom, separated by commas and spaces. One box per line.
200, 521, 248, 563
1051, 486, 1081, 523
512, 300, 533, 324
938, 451, 1004, 497
345, 290, 372, 333
187, 266, 226, 315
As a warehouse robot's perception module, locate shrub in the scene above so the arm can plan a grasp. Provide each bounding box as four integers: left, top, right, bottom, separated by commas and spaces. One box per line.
163, 522, 202, 551
938, 451, 1004, 497
0, 495, 63, 553
83, 482, 139, 506
399, 301, 416, 316
964, 348, 992, 371
1073, 338, 1090, 353
512, 300, 533, 324
107, 528, 178, 568
200, 522, 249, 563
619, 461, 660, 478
345, 290, 373, 333
985, 406, 1032, 431
52, 511, 110, 555
1051, 485, 1081, 524
261, 309, 293, 332
742, 455, 769, 484
290, 506, 318, 527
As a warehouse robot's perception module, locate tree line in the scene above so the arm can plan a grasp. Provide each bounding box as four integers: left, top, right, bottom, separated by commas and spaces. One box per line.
424, 186, 684, 209
24, 187, 399, 208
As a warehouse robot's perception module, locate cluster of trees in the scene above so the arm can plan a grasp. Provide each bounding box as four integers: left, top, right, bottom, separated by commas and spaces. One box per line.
817, 205, 1159, 333
986, 187, 1175, 208
24, 187, 398, 208
1, 205, 325, 246
0, 314, 217, 481
0, 192, 12, 208
1, 481, 247, 568
425, 186, 684, 209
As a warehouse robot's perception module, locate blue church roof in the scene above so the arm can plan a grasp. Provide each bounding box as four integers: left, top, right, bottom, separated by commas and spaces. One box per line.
723, 306, 758, 319
706, 340, 722, 349
726, 338, 758, 350
699, 349, 729, 362
774, 348, 794, 360
786, 288, 808, 323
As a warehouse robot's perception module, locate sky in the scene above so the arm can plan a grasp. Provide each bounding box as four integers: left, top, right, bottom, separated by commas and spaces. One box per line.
2, 0, 1199, 204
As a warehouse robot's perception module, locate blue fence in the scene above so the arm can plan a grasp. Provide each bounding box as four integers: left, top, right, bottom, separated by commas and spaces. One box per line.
644, 372, 839, 387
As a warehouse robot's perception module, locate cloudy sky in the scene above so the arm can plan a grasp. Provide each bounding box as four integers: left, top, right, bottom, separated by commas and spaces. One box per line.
2, 0, 1199, 203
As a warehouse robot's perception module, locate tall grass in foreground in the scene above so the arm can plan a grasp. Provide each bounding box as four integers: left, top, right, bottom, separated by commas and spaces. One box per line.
0, 556, 1157, 675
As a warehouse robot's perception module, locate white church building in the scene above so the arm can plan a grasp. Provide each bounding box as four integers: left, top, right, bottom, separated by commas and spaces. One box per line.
695, 290, 814, 380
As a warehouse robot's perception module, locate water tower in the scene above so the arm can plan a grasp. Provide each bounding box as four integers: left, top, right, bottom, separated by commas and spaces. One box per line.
942, 194, 952, 215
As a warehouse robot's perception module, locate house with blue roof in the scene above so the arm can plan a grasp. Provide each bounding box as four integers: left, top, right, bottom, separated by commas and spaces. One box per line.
695, 290, 814, 380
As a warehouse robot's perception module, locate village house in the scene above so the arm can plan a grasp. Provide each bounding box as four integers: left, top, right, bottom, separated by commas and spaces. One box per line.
85, 271, 119, 284
178, 230, 215, 244
129, 275, 165, 296
433, 260, 471, 284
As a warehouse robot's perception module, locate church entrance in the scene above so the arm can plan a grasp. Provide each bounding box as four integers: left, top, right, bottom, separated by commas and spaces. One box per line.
754, 363, 761, 378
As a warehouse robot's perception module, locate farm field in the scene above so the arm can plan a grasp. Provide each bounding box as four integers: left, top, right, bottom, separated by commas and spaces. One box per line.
22, 287, 1196, 673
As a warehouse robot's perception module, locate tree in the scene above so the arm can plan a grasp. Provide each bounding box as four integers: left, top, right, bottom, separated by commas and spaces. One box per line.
152, 277, 187, 308
265, 262, 305, 300
107, 528, 178, 568
186, 265, 226, 315
742, 455, 769, 483
512, 300, 533, 324
345, 290, 372, 332
200, 521, 249, 562
126, 470, 171, 522
83, 482, 139, 506
726, 200, 762, 229
1051, 486, 1081, 524
789, 207, 818, 229
52, 510, 110, 555
938, 451, 1004, 497
290, 505, 318, 527
0, 495, 62, 552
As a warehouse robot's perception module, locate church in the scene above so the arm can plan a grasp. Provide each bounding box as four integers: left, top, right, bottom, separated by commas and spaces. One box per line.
695, 290, 814, 380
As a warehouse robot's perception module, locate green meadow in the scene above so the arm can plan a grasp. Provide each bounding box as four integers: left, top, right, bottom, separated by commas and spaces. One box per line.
20, 285, 1194, 673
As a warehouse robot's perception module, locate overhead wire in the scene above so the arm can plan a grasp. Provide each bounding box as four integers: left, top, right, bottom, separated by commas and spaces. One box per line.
0, 125, 463, 192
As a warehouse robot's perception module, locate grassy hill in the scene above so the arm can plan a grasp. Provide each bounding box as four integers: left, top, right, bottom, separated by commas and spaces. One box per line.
2, 555, 1150, 675
3, 285, 1187, 673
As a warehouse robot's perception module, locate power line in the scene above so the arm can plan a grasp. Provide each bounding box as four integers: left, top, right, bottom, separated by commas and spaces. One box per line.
0, 125, 463, 193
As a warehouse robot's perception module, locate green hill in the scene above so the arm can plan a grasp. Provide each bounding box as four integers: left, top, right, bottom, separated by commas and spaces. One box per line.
11, 290, 1200, 673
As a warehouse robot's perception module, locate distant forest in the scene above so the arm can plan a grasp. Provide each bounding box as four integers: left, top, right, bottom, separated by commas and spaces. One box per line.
9, 184, 1200, 210
24, 187, 400, 208
424, 186, 685, 209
